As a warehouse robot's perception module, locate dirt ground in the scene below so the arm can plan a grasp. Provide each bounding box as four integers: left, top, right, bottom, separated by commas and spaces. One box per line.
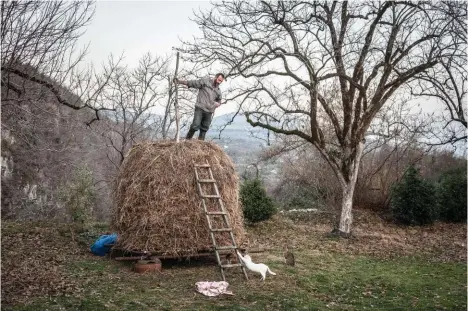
2, 210, 466, 306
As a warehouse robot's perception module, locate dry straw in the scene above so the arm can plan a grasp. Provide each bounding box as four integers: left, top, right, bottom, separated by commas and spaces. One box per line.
112, 140, 245, 256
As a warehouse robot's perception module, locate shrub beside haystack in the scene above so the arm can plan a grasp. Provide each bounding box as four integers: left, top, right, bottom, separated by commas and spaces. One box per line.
112, 140, 245, 257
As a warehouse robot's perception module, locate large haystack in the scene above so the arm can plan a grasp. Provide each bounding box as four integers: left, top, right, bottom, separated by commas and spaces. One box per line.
112, 140, 245, 256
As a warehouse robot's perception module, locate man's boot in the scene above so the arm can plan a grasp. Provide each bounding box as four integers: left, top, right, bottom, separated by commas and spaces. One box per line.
186, 129, 196, 140
198, 130, 207, 141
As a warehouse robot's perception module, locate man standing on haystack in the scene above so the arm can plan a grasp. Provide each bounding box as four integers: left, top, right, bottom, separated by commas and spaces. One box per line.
174, 73, 225, 140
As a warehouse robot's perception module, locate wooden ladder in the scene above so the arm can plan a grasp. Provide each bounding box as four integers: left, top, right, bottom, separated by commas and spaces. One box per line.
194, 160, 248, 281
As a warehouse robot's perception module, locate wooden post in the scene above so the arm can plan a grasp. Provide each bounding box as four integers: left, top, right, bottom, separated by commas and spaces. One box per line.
174, 51, 180, 142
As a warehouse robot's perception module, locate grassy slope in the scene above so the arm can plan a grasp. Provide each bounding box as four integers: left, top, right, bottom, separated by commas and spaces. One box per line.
2, 211, 466, 311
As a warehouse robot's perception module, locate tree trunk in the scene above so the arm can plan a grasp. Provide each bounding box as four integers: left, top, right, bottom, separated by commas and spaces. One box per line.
338, 141, 364, 235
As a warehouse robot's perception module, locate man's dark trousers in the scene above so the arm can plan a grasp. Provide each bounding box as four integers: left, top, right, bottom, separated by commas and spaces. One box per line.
186, 106, 213, 140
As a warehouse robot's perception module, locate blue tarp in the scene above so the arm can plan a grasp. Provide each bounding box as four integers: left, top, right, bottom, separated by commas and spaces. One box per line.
90, 233, 118, 256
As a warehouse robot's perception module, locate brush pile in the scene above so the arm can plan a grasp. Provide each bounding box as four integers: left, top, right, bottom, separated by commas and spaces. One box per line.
112, 140, 245, 256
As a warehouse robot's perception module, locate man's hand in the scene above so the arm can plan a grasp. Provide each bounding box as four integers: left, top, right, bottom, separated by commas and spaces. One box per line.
214, 101, 221, 108
174, 78, 189, 86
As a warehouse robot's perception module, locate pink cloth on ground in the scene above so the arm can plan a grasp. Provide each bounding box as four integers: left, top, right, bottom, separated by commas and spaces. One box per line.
195, 281, 233, 296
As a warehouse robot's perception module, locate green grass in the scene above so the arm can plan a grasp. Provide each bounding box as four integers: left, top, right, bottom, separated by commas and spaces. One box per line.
3, 217, 466, 311
296, 254, 466, 310
7, 252, 466, 311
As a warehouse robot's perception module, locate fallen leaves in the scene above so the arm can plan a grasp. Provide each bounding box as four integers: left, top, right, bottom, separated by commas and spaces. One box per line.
2, 210, 466, 308
245, 210, 466, 262
1, 223, 88, 305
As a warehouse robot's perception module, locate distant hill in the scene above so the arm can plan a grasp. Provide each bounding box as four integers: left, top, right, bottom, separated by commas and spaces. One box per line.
103, 110, 278, 182
209, 112, 269, 139
206, 112, 280, 186
207, 112, 269, 161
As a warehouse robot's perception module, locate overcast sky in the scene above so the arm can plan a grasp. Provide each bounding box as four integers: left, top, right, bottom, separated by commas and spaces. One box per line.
79, 1, 211, 67
78, 1, 239, 115
76, 1, 457, 140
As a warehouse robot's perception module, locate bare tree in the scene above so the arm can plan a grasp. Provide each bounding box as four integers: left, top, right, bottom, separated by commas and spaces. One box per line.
161, 75, 176, 139
93, 53, 170, 169
409, 2, 467, 146
1, 1, 118, 123
415, 62, 466, 140
182, 1, 461, 234
0, 1, 121, 220
161, 69, 196, 140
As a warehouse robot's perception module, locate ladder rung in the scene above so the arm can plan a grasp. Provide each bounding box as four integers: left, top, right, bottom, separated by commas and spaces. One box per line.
195, 161, 248, 281
216, 246, 237, 250
202, 195, 220, 198
211, 228, 232, 232
221, 263, 243, 268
